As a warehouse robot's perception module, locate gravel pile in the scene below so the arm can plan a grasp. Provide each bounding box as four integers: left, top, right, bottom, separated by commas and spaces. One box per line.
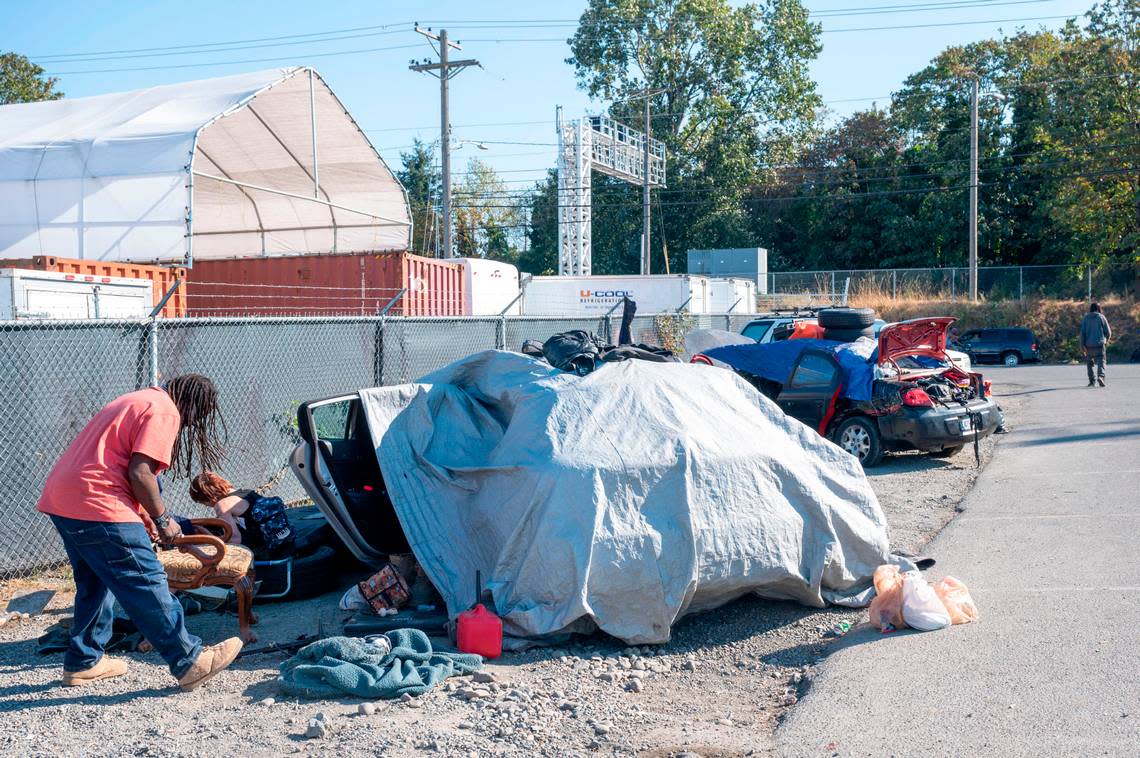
0, 398, 1020, 757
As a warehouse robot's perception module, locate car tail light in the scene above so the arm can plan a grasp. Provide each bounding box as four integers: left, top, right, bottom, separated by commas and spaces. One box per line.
1031, 343, 1037, 352
983, 379, 992, 398
690, 354, 713, 365
902, 387, 934, 407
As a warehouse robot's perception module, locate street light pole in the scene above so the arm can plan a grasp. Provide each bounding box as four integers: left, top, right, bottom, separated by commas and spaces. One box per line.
642, 94, 652, 276
969, 77, 979, 303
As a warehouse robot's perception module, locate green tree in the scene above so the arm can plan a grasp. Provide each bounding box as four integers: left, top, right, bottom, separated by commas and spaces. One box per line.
567, 0, 822, 273
452, 159, 524, 261
396, 139, 441, 257
520, 171, 560, 275
0, 53, 62, 105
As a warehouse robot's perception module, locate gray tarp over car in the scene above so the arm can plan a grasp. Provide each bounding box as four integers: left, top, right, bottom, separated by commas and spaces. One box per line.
360, 350, 909, 644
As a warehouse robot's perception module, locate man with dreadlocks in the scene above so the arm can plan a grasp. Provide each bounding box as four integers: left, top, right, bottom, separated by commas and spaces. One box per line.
37, 374, 241, 692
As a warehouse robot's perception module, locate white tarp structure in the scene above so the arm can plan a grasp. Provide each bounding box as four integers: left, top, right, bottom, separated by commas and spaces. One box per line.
0, 67, 411, 265
361, 351, 914, 644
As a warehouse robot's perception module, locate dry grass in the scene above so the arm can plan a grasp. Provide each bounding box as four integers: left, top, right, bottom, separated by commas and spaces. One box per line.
1, 567, 74, 606
854, 296, 1140, 364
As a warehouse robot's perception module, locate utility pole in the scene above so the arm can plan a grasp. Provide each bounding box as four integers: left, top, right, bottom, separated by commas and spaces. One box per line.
410, 27, 479, 258
968, 77, 979, 302
628, 87, 666, 275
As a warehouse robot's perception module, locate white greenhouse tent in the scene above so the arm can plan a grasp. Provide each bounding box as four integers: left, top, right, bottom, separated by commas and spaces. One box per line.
0, 67, 411, 265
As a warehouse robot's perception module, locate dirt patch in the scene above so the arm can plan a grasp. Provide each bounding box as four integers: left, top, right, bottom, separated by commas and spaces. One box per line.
0, 401, 1021, 757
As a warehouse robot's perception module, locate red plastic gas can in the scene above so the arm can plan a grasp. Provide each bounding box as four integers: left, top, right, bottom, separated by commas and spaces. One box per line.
457, 603, 503, 659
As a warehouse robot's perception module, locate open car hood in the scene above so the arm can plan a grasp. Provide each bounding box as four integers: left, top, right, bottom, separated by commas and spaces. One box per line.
878, 317, 956, 366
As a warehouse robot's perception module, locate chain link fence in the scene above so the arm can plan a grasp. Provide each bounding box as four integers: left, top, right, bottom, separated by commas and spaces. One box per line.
769, 262, 1137, 303
1, 311, 757, 579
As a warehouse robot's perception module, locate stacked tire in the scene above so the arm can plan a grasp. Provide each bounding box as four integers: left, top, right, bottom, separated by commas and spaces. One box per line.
818, 307, 876, 342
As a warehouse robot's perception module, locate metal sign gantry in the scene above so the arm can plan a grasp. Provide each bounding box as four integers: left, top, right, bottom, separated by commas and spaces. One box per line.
556, 109, 666, 276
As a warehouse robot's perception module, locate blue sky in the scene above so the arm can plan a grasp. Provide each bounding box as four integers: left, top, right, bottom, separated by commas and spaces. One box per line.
2, 0, 1095, 190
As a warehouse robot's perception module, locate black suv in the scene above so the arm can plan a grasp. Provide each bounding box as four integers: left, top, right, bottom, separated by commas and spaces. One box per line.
956, 328, 1040, 366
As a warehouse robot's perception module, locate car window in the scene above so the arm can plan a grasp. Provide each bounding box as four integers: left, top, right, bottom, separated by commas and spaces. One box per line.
788, 353, 838, 388
310, 399, 354, 441
742, 320, 774, 342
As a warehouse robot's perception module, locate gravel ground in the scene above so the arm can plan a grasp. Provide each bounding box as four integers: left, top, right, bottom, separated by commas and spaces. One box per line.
0, 396, 1022, 758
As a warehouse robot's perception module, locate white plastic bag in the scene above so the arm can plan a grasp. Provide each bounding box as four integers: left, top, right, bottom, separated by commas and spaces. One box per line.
339, 585, 370, 611
901, 571, 951, 631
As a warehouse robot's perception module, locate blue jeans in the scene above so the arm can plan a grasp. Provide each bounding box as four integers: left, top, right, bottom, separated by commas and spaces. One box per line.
50, 516, 202, 679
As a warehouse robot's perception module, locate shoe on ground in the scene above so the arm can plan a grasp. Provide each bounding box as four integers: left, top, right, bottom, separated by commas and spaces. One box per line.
1088, 382, 1096, 387
1097, 378, 1106, 387
62, 656, 128, 686
178, 637, 243, 692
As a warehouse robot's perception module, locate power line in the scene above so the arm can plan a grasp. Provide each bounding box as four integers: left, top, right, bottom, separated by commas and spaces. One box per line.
45, 43, 425, 75
445, 167, 1138, 212
31, 21, 415, 60
462, 14, 1078, 43
32, 28, 413, 64
39, 0, 1051, 62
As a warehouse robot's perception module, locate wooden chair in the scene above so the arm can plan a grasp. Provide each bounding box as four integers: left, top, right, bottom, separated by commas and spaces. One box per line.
156, 518, 259, 643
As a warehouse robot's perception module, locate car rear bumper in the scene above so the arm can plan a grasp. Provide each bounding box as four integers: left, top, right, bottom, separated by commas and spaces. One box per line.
877, 399, 1000, 451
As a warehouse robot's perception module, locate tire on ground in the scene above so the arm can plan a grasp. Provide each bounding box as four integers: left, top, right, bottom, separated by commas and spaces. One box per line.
1001, 351, 1021, 366
817, 307, 876, 330
831, 415, 884, 467
822, 325, 875, 342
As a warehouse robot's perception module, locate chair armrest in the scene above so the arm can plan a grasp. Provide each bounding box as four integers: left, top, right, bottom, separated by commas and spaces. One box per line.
172, 534, 226, 569
187, 517, 234, 543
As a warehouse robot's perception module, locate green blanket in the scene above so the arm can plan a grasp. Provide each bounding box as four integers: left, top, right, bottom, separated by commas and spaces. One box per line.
278, 629, 483, 699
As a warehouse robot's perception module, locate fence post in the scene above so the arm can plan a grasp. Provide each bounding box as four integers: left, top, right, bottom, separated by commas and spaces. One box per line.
1019, 267, 1024, 302
1087, 263, 1092, 302
892, 269, 897, 299
951, 269, 956, 300
497, 315, 507, 351
374, 316, 385, 386
147, 318, 159, 387
725, 314, 732, 331
830, 271, 836, 298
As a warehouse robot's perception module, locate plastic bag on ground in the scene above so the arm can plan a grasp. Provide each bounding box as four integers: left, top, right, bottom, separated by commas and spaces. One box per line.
933, 576, 978, 625
868, 565, 905, 631
901, 571, 951, 631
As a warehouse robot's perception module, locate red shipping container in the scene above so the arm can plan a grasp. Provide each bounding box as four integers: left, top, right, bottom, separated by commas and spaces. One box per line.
185, 253, 467, 317
0, 255, 187, 318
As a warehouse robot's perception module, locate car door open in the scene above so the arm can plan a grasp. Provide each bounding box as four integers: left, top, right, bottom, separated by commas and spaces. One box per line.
775, 349, 843, 434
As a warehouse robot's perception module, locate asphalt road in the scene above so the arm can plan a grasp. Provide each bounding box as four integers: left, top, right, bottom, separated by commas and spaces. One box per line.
778, 362, 1140, 757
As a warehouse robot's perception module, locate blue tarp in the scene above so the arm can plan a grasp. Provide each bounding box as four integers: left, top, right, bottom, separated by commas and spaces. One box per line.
705, 338, 877, 401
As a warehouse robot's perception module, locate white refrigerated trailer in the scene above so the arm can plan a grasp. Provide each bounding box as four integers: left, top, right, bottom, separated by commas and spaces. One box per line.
521, 275, 713, 315
0, 268, 153, 319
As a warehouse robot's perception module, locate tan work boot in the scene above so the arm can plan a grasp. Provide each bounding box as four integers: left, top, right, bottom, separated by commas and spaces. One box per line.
62, 656, 128, 686
178, 637, 243, 692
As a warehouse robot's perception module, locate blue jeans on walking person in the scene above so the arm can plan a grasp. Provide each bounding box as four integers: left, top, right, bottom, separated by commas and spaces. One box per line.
49, 515, 202, 678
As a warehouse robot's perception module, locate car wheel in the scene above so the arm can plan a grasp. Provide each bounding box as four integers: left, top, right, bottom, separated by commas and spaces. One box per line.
832, 416, 883, 467
1001, 351, 1021, 367
929, 445, 964, 458
818, 307, 876, 330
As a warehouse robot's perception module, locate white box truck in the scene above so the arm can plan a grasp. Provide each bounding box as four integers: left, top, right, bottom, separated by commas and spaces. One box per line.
0, 268, 154, 319
707, 278, 757, 313
521, 275, 711, 316
456, 258, 521, 315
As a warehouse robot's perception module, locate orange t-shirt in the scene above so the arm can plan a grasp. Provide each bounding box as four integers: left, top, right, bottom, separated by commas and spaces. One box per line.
37, 387, 181, 524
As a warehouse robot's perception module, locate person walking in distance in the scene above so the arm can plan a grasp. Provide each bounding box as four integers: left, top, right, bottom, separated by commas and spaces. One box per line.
37, 374, 243, 691
1080, 302, 1111, 387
